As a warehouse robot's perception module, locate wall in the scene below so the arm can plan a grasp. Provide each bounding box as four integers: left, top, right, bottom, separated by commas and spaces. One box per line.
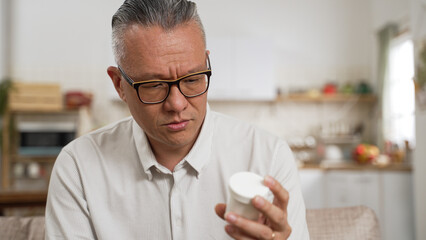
0, 0, 11, 80
199, 0, 374, 91
8, 0, 376, 139
411, 0, 426, 238
413, 111, 426, 240
371, 0, 411, 29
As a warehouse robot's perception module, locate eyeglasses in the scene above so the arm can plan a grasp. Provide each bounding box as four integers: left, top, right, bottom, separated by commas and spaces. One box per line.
118, 55, 212, 104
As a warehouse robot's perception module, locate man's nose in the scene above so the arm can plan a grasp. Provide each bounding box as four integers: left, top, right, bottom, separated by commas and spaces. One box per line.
163, 84, 188, 112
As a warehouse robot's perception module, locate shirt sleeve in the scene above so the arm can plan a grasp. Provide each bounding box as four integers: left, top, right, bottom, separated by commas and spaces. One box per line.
270, 142, 310, 240
45, 149, 97, 240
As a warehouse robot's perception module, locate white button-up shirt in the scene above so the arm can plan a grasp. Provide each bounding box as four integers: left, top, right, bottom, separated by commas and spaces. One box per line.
46, 106, 310, 239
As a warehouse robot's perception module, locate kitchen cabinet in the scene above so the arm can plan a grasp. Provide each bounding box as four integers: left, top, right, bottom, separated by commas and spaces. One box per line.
299, 167, 414, 240
299, 169, 325, 209
381, 172, 415, 240
325, 171, 381, 218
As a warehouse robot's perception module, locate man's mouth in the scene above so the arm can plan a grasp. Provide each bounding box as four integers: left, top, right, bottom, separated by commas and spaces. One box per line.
165, 120, 189, 131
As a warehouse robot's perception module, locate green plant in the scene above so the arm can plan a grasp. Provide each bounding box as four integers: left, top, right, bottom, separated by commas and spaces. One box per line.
0, 78, 13, 115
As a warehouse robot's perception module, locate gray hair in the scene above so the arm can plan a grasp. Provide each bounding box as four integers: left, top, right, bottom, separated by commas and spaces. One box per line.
111, 0, 206, 64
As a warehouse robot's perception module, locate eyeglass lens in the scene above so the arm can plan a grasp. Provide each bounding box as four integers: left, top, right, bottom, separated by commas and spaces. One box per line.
138, 73, 209, 103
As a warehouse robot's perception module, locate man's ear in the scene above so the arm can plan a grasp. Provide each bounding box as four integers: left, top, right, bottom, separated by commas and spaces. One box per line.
107, 66, 127, 102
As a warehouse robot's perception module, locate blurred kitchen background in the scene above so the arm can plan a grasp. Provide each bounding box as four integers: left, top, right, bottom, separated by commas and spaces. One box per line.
0, 0, 425, 239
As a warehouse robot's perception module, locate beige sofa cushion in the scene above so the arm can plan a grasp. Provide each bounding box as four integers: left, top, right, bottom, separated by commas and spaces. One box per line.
0, 216, 45, 240
306, 205, 381, 240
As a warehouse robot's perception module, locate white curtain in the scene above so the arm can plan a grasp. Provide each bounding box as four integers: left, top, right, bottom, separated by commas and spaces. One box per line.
383, 34, 416, 147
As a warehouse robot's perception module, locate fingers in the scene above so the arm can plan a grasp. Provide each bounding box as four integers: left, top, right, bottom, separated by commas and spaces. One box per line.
252, 196, 287, 231
263, 176, 290, 211
225, 212, 275, 240
225, 225, 257, 240
215, 203, 226, 220
251, 176, 290, 231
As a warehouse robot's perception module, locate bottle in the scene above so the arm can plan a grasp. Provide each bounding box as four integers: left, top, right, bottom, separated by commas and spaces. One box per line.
226, 172, 273, 221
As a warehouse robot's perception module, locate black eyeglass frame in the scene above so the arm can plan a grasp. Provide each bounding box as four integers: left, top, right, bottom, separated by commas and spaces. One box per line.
118, 54, 212, 104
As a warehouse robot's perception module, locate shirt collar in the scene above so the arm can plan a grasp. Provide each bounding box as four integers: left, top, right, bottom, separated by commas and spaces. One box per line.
132, 104, 214, 179
132, 119, 157, 180
183, 104, 213, 177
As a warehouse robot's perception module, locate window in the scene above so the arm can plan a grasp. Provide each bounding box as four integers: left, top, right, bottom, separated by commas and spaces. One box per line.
383, 34, 415, 147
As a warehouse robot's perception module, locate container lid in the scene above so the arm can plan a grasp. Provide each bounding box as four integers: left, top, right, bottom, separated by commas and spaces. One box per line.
228, 172, 271, 204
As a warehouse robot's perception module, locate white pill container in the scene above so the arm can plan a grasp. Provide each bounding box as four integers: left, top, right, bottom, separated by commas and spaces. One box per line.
226, 172, 273, 220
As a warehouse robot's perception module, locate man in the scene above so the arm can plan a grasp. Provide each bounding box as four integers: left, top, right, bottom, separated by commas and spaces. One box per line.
45, 0, 309, 239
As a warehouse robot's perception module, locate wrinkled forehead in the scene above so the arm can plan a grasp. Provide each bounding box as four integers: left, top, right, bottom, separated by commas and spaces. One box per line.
120, 22, 207, 80
121, 22, 205, 65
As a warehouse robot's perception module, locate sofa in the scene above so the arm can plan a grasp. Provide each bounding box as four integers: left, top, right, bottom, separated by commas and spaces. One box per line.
0, 205, 380, 240
306, 205, 380, 240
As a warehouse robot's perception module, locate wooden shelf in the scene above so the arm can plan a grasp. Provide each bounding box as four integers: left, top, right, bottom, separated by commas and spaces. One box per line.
208, 93, 377, 103
299, 162, 412, 172
0, 190, 47, 212
9, 109, 78, 114
277, 93, 377, 103
11, 155, 57, 163
319, 135, 361, 144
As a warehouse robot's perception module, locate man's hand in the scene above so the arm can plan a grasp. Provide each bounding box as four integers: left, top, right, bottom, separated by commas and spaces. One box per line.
215, 176, 292, 240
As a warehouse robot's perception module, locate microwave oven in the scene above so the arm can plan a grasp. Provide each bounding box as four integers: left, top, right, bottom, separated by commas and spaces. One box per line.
16, 114, 78, 156
19, 131, 75, 156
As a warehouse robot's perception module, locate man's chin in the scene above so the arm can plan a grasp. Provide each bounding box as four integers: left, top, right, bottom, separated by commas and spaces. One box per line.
164, 136, 195, 149
152, 125, 201, 149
